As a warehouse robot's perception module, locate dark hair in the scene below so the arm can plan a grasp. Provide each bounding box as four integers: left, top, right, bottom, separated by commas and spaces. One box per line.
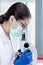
0, 2, 31, 24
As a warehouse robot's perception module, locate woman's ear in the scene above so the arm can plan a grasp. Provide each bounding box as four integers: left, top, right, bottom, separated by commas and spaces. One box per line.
9, 15, 16, 24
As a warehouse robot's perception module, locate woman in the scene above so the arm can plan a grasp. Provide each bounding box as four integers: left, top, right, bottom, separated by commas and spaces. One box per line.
0, 2, 31, 65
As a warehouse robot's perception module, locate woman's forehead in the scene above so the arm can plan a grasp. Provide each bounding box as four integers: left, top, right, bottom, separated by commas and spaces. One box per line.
21, 18, 31, 25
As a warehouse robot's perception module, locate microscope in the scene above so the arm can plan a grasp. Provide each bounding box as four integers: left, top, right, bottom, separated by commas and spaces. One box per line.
13, 33, 33, 65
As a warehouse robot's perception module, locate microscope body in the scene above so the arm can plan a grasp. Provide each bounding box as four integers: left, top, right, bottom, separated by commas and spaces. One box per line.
14, 49, 32, 65
13, 33, 37, 65
13, 42, 33, 65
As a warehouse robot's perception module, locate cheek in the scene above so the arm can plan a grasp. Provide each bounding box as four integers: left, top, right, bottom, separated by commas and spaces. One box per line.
17, 22, 22, 27
11, 22, 18, 29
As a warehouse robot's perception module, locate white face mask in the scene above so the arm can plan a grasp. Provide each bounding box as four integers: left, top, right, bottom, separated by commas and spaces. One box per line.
10, 25, 23, 37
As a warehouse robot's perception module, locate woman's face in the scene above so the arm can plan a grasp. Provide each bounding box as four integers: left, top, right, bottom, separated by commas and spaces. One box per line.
17, 18, 31, 29
8, 16, 31, 36
9, 16, 31, 29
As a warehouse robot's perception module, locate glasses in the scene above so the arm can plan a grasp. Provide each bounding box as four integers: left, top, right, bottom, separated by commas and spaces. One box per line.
20, 21, 27, 30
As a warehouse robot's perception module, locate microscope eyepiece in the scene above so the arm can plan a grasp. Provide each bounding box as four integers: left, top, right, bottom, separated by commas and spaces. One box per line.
24, 43, 29, 48
24, 43, 30, 52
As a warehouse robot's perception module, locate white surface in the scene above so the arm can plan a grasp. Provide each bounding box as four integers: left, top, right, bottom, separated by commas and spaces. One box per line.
0, 0, 35, 2
36, 63, 43, 65
26, 2, 35, 46
36, 60, 43, 65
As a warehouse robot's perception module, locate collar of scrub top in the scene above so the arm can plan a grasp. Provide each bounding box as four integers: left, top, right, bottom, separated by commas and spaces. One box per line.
0, 25, 10, 44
